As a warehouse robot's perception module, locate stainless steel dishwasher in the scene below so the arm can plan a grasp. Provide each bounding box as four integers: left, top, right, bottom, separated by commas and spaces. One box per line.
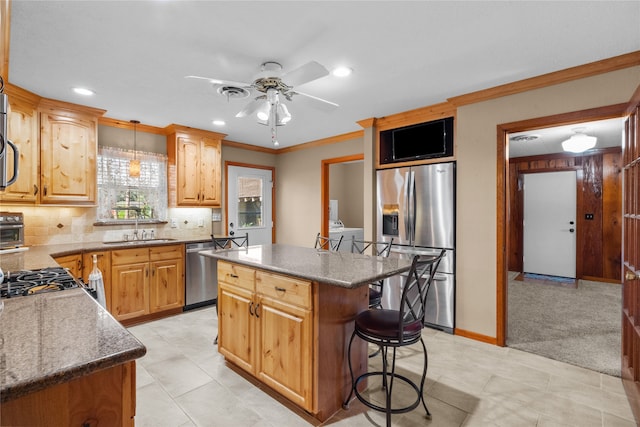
185, 241, 217, 310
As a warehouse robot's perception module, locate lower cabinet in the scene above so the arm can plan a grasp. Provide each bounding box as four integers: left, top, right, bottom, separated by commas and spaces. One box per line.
52, 253, 82, 278
1, 361, 137, 427
217, 261, 313, 411
111, 244, 184, 322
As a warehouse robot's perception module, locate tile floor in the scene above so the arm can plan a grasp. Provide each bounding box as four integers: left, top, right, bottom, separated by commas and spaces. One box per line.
128, 307, 636, 427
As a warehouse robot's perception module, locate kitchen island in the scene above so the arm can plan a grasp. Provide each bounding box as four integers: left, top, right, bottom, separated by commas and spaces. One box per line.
200, 243, 412, 422
0, 288, 146, 426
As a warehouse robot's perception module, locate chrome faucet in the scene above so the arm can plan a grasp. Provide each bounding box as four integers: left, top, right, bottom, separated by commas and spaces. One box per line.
132, 215, 140, 240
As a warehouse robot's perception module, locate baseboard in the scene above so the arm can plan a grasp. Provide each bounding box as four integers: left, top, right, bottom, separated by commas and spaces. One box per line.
582, 275, 622, 284
454, 328, 498, 345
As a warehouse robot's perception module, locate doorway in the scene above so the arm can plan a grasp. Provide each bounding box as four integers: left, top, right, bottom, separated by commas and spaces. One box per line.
320, 154, 364, 238
225, 162, 275, 245
497, 105, 627, 377
522, 171, 577, 278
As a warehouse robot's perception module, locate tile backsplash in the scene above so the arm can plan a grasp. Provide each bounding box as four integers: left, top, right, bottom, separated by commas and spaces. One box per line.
16, 206, 213, 246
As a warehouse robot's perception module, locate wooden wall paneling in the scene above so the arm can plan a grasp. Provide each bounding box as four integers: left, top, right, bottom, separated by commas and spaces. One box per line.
602, 152, 623, 280
507, 162, 522, 271
581, 154, 604, 278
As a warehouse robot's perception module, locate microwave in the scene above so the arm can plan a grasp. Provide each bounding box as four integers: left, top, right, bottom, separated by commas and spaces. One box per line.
0, 212, 24, 248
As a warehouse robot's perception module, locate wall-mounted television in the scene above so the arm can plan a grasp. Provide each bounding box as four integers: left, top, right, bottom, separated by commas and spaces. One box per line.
380, 117, 454, 164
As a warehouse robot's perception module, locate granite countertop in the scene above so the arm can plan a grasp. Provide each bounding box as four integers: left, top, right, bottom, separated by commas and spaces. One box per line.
0, 288, 146, 403
199, 243, 412, 288
0, 237, 211, 272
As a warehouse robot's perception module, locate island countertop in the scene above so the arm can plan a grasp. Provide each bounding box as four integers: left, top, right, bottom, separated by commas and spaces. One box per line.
199, 243, 412, 288
0, 288, 147, 403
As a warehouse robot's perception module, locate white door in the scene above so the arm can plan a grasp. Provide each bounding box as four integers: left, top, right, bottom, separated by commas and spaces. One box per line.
523, 171, 577, 278
227, 165, 273, 245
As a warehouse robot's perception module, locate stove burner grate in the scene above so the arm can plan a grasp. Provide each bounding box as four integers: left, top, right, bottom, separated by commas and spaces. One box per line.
0, 267, 81, 299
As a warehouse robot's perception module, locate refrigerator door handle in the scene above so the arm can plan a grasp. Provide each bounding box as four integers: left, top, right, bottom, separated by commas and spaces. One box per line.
404, 170, 411, 241
408, 170, 416, 242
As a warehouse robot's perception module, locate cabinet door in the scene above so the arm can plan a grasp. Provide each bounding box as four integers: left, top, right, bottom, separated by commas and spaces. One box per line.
53, 254, 82, 278
199, 137, 221, 206
149, 258, 184, 313
256, 296, 313, 410
176, 136, 201, 205
82, 251, 112, 311
111, 262, 149, 321
40, 110, 97, 204
218, 282, 255, 374
1, 94, 39, 203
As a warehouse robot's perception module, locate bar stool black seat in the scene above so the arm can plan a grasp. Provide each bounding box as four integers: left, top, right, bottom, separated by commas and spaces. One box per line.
350, 236, 393, 310
342, 250, 446, 426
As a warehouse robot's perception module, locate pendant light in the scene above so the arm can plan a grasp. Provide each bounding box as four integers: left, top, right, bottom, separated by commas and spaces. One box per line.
129, 120, 141, 177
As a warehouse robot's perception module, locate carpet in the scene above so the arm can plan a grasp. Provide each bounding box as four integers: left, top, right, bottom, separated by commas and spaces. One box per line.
507, 275, 621, 377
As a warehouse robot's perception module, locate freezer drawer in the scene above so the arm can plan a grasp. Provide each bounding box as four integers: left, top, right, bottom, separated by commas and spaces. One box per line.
382, 271, 455, 334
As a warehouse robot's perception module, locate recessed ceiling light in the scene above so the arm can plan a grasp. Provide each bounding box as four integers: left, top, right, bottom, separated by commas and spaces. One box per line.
72, 87, 94, 96
212, 120, 225, 126
332, 66, 352, 77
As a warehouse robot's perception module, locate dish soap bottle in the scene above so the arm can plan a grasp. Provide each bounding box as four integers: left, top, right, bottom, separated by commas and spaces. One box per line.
89, 254, 106, 308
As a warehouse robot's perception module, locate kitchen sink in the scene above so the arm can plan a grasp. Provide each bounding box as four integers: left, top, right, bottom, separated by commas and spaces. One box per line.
102, 238, 176, 245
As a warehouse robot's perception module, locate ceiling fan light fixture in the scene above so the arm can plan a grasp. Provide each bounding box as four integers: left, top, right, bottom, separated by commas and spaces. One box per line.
561, 132, 597, 153
277, 103, 291, 124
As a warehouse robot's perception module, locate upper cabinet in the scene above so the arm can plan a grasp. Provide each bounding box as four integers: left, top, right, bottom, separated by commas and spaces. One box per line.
1, 84, 40, 203
1, 86, 105, 205
166, 124, 224, 207
39, 99, 104, 205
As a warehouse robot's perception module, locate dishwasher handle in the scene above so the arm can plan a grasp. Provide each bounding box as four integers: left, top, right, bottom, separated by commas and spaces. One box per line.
186, 245, 215, 254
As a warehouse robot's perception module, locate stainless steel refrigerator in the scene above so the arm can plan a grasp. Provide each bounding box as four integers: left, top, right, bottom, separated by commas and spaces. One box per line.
376, 162, 455, 333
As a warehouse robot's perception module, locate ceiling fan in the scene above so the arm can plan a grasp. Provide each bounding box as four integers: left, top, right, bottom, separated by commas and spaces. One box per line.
186, 61, 339, 146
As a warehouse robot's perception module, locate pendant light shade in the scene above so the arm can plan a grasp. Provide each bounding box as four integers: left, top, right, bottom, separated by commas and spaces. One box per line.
129, 120, 141, 177
561, 130, 597, 153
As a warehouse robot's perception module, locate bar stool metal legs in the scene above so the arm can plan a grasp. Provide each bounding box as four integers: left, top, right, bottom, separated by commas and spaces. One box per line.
342, 330, 431, 426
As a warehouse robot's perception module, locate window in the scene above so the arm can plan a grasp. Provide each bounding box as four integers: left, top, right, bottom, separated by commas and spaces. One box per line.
96, 146, 168, 222
237, 176, 263, 228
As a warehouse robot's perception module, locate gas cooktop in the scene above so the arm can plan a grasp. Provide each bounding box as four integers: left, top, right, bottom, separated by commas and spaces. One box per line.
0, 267, 82, 299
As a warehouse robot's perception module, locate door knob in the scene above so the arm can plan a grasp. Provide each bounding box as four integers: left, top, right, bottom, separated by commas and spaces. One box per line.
569, 228, 575, 233
626, 271, 640, 281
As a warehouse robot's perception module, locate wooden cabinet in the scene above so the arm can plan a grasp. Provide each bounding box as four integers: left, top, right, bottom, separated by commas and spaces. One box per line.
0, 88, 105, 206
111, 244, 184, 322
53, 253, 82, 278
1, 84, 40, 203
166, 124, 224, 207
82, 250, 112, 310
149, 245, 184, 313
1, 361, 136, 426
39, 99, 103, 205
217, 261, 313, 411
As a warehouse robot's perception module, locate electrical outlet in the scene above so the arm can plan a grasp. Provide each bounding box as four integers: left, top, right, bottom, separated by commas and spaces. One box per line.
197, 218, 204, 227
170, 218, 178, 228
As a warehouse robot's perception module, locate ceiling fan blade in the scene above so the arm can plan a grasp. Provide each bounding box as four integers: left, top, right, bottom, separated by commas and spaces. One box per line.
185, 75, 252, 88
235, 98, 267, 118
290, 90, 339, 110
281, 61, 329, 87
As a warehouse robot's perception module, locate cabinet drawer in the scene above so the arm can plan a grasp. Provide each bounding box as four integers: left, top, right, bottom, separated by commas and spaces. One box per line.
111, 248, 149, 266
256, 271, 311, 309
218, 261, 255, 291
150, 244, 184, 261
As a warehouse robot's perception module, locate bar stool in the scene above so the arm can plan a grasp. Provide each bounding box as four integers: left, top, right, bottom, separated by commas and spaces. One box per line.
350, 236, 393, 310
342, 250, 446, 426
212, 233, 249, 345
314, 232, 343, 251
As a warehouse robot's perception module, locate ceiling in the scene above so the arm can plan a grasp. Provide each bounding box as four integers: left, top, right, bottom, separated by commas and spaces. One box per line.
6, 1, 640, 151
